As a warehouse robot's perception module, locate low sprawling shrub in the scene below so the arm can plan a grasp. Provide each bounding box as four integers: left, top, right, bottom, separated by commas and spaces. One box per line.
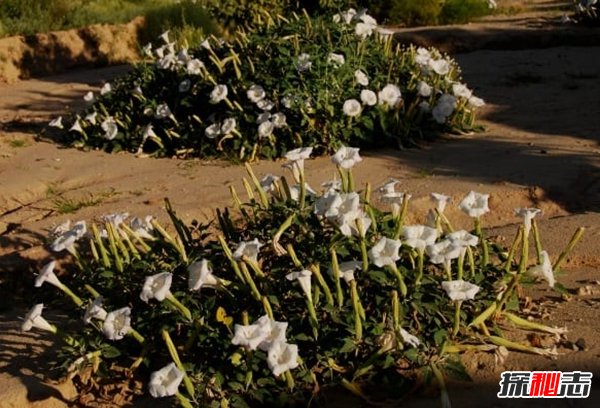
50, 9, 484, 161
26, 147, 582, 407
574, 0, 599, 24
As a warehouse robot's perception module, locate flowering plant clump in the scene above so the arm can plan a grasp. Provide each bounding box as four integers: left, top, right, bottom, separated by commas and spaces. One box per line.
51, 10, 484, 161
574, 0, 599, 24
26, 147, 583, 407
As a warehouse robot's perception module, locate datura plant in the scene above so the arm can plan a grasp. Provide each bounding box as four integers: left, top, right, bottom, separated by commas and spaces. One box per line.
26, 146, 583, 407
49, 9, 484, 161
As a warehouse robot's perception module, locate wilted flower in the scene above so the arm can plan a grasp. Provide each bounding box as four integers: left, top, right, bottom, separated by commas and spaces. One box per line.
399, 328, 421, 347
426, 239, 462, 264
441, 279, 481, 301
286, 270, 312, 298
102, 212, 129, 227
378, 84, 402, 107
83, 296, 107, 324
369, 237, 402, 267
328, 53, 345, 66
527, 250, 555, 287
432, 94, 457, 124
247, 84, 266, 103
402, 225, 438, 251
129, 215, 154, 239
355, 69, 369, 86
343, 99, 362, 117
272, 112, 287, 128
49, 116, 63, 129
459, 191, 490, 218
260, 174, 280, 192
233, 239, 263, 262
178, 79, 191, 93
417, 81, 432, 97
186, 58, 204, 75
360, 89, 377, 106
140, 272, 172, 302
101, 117, 118, 140
210, 84, 228, 104
221, 118, 237, 135
332, 146, 362, 169
102, 307, 131, 340
515, 207, 541, 235
142, 124, 158, 144
51, 220, 87, 252
22, 304, 56, 333
188, 259, 221, 291
149, 363, 184, 398
100, 83, 112, 95
267, 341, 299, 376
258, 120, 274, 138
297, 53, 312, 72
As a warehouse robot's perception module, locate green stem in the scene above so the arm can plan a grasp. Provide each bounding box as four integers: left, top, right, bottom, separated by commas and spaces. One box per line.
310, 264, 334, 307
347, 169, 355, 192
350, 281, 362, 340
452, 301, 462, 337
166, 293, 192, 321
330, 248, 344, 308
475, 217, 489, 267
184, 319, 203, 351
128, 328, 145, 344
531, 219, 543, 264
58, 283, 83, 307
162, 330, 195, 398
245, 163, 270, 209
240, 262, 262, 301
284, 370, 295, 391
504, 226, 523, 272
389, 264, 407, 297
457, 250, 465, 280
299, 169, 306, 211
415, 248, 424, 285
553, 227, 585, 272
518, 227, 529, 274
391, 290, 402, 329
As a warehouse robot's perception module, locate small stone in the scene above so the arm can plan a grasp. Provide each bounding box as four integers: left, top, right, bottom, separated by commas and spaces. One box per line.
575, 338, 587, 351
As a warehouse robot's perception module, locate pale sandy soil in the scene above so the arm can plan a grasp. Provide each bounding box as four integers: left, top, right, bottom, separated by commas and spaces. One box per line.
1, 13, 600, 408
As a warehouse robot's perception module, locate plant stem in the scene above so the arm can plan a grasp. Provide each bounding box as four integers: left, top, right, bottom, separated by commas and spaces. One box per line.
475, 217, 489, 267
415, 248, 424, 285
553, 227, 585, 272
166, 293, 192, 321
330, 248, 344, 308
452, 301, 462, 337
58, 283, 83, 307
162, 330, 195, 398
389, 264, 407, 297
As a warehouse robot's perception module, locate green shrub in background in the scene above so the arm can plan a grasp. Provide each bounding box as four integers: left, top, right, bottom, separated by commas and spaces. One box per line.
362, 0, 496, 26
0, 0, 218, 41
51, 10, 485, 161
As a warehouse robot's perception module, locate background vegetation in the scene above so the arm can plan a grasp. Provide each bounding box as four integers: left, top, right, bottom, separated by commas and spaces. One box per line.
0, 0, 497, 40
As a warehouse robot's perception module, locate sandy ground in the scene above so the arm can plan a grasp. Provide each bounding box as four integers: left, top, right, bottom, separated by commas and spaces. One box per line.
1, 8, 600, 408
